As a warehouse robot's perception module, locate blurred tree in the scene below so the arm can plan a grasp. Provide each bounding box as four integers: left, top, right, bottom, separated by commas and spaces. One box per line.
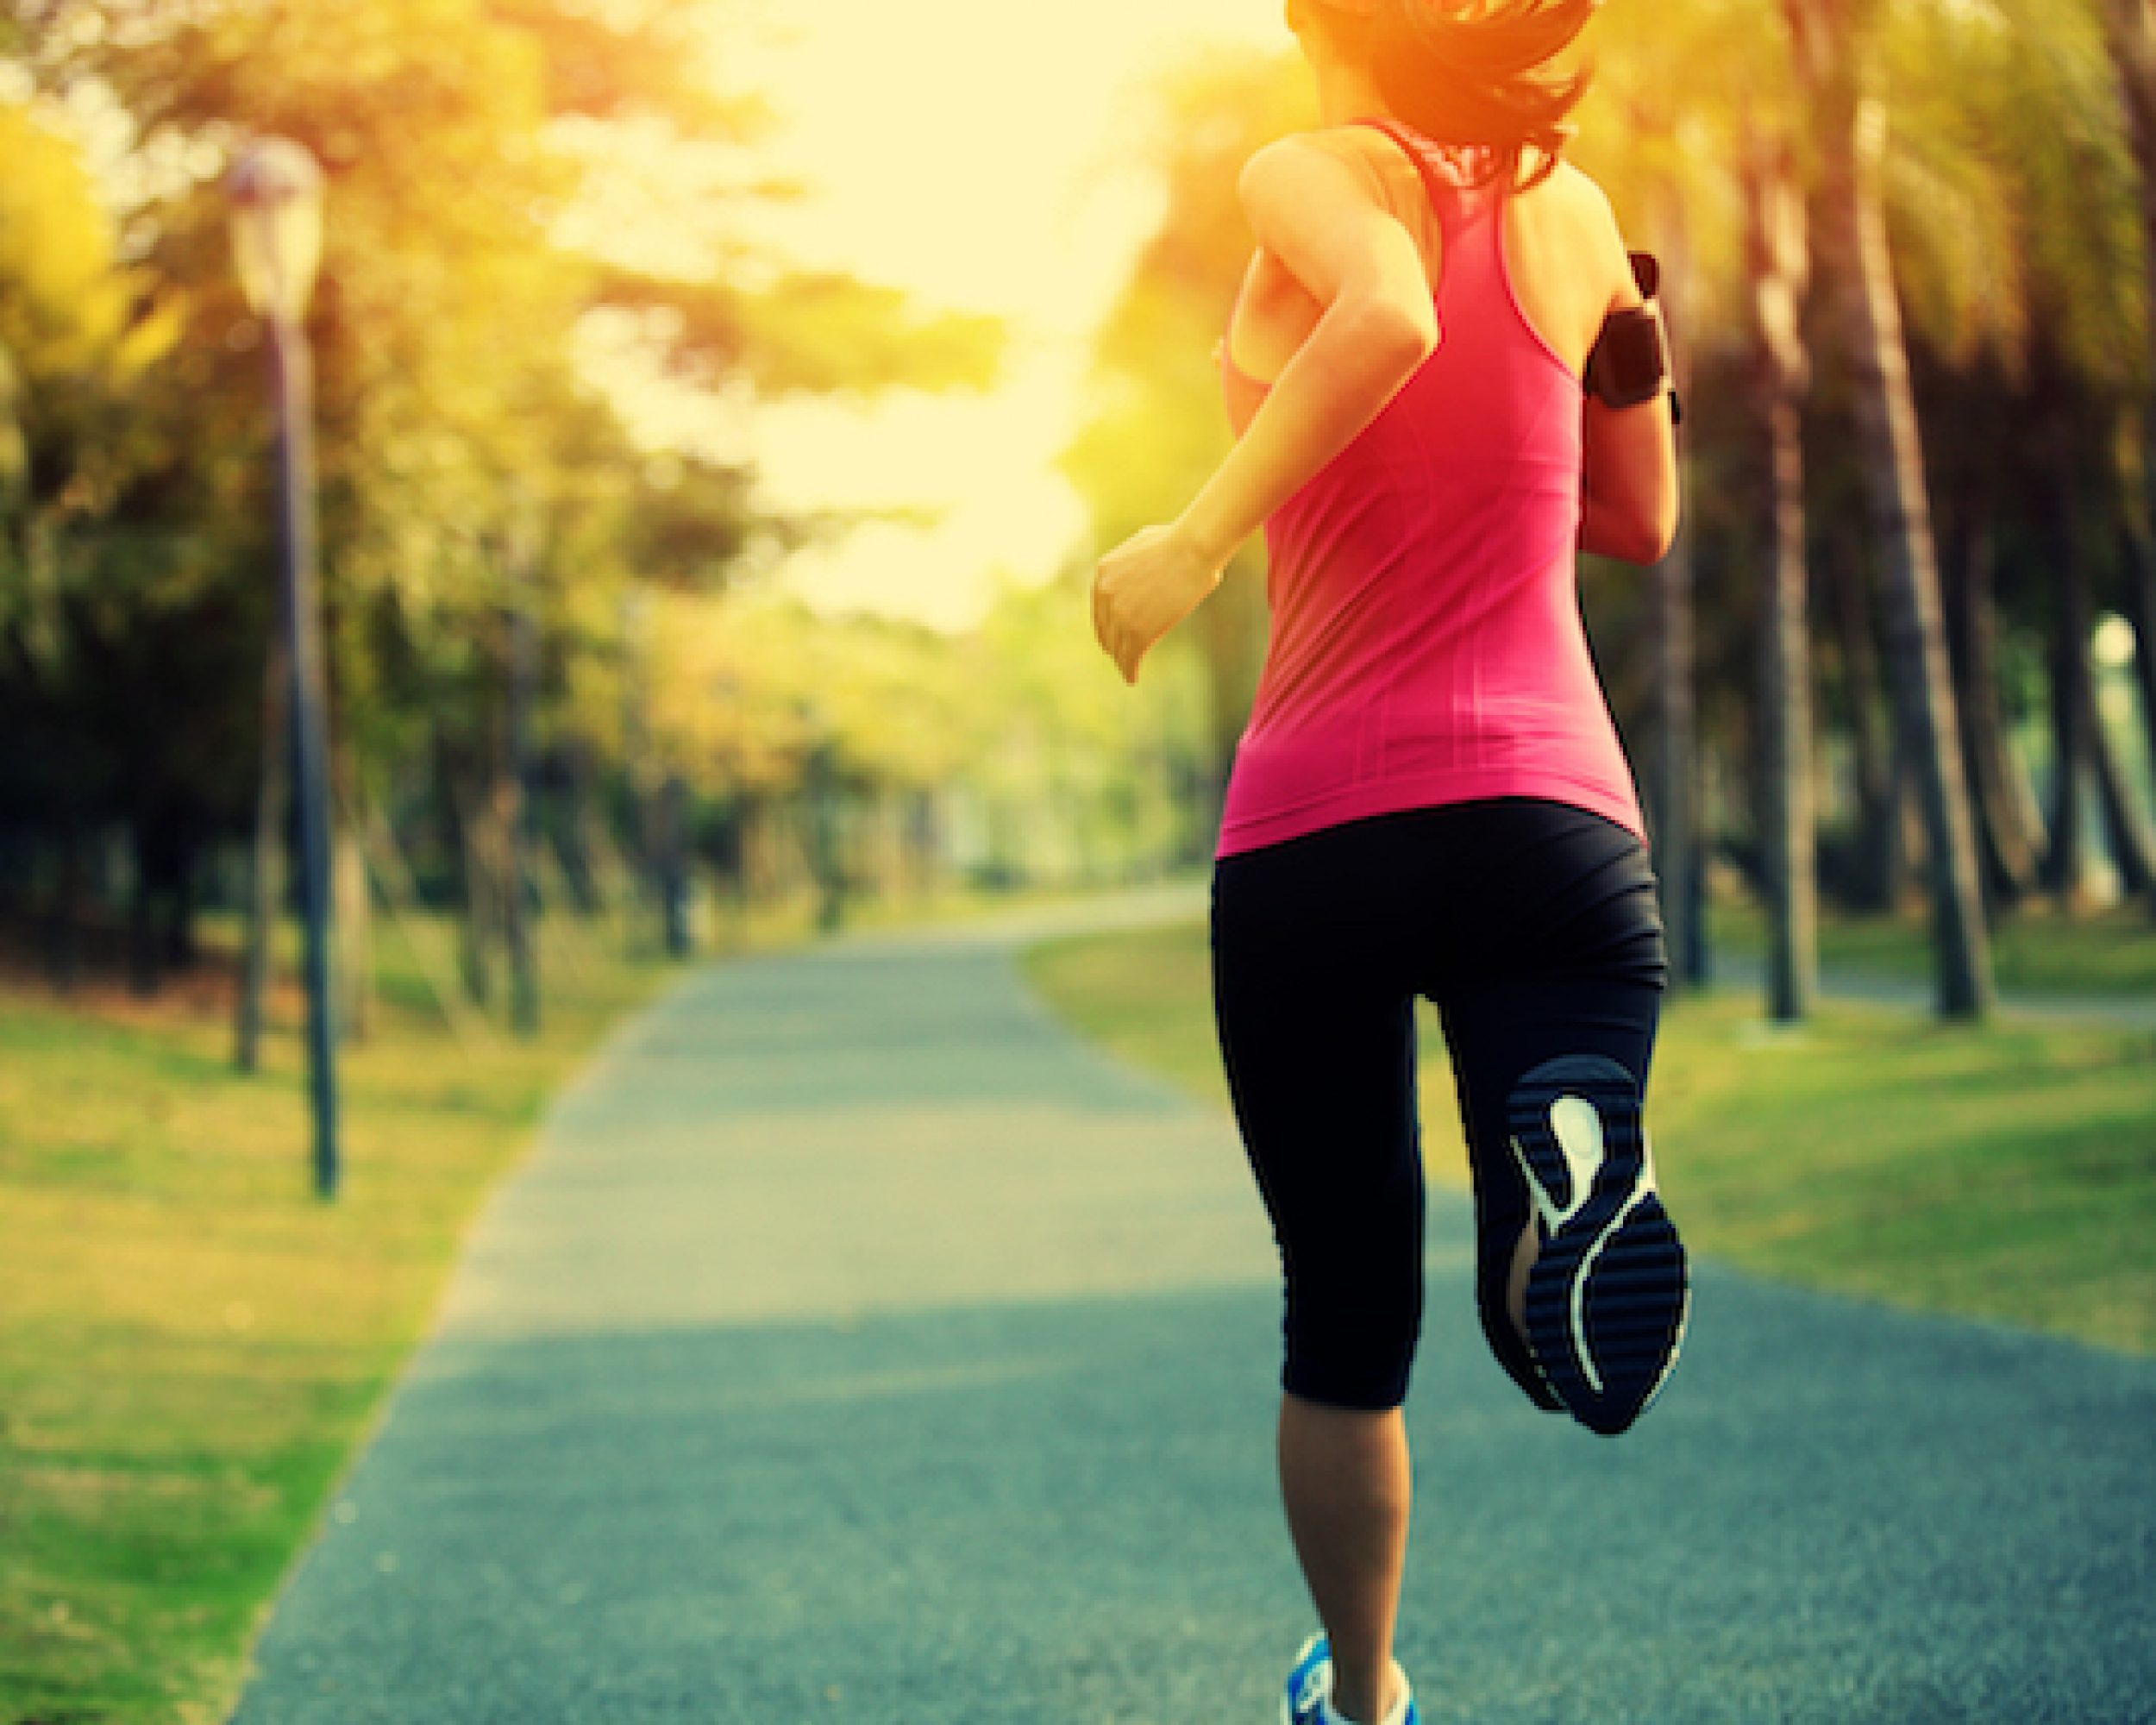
2, 0, 1006, 1019
1784, 0, 1994, 1017
1581, 0, 1797, 1005
1576, 0, 1751, 995
1745, 117, 1819, 1024
1062, 47, 1315, 853
0, 97, 195, 990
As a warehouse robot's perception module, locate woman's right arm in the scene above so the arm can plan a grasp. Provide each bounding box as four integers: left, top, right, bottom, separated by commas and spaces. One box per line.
1577, 185, 1679, 566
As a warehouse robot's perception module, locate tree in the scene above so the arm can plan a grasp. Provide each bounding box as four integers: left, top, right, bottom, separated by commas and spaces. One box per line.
1745, 121, 1819, 1022
2097, 0, 2156, 911
3, 0, 1006, 1018
1783, 0, 1994, 1019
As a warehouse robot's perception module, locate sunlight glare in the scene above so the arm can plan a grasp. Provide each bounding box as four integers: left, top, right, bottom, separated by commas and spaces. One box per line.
710, 0, 1287, 632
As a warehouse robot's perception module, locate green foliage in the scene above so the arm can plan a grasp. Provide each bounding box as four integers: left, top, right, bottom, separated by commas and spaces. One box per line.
604, 265, 1006, 399
0, 0, 1020, 933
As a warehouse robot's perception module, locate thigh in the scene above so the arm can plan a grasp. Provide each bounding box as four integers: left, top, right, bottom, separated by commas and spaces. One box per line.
1424, 800, 1670, 1314
1209, 837, 1423, 1266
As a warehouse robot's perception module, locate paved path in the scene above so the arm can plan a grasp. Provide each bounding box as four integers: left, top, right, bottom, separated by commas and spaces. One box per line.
232, 888, 2156, 1724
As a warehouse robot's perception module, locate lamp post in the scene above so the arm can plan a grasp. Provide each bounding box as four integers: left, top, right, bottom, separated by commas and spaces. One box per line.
229, 138, 339, 1199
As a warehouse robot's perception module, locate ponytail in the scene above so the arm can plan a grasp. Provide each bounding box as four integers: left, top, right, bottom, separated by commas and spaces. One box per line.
1341, 0, 1602, 192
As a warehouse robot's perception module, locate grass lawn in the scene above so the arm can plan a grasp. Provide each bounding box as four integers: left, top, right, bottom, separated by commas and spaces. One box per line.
0, 908, 685, 1725
1711, 889, 2156, 998
1018, 914, 2156, 1358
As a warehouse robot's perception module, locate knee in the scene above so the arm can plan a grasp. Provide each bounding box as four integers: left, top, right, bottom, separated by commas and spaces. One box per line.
1279, 1240, 1422, 1411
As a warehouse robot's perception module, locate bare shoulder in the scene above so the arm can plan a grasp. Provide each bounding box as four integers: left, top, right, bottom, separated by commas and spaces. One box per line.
1238, 128, 1389, 205
1530, 159, 1620, 240
1539, 157, 1610, 209
1533, 159, 1638, 312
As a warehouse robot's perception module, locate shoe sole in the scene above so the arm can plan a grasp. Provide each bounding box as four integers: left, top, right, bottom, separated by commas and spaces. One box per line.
1507, 1053, 1689, 1437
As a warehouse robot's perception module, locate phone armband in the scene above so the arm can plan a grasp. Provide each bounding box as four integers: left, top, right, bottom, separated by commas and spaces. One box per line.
1584, 251, 1682, 423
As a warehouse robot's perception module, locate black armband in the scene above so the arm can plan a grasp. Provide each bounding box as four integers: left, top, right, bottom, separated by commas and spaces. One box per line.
1585, 250, 1682, 424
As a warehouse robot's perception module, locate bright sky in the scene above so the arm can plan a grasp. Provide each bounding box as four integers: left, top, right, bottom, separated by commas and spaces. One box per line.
718, 0, 1287, 633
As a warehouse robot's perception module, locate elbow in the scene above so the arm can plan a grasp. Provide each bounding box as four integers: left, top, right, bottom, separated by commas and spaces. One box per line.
1639, 500, 1679, 566
1651, 491, 1681, 562
1616, 494, 1680, 567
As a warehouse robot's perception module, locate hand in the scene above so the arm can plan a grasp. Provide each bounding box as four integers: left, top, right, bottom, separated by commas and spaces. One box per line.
1090, 522, 1224, 686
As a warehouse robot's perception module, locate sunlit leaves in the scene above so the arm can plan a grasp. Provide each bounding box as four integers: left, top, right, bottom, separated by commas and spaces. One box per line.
593, 264, 1004, 398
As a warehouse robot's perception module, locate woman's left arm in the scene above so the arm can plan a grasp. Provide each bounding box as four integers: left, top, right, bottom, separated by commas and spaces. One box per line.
1092, 134, 1439, 684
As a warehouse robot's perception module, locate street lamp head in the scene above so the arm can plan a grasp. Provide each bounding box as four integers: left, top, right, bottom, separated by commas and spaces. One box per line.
227, 138, 324, 325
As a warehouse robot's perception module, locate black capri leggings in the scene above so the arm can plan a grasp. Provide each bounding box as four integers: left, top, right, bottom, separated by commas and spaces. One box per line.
1209, 794, 1671, 1412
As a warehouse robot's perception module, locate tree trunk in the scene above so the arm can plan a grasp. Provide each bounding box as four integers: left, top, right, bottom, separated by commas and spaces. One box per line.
2061, 434, 2156, 894
1745, 130, 1817, 1022
44, 825, 82, 993
128, 818, 162, 999
1646, 179, 1698, 992
557, 738, 604, 915
1941, 492, 2041, 906
2114, 415, 2156, 853
2089, 662, 2156, 896
1686, 732, 1714, 988
505, 599, 540, 1038
1788, 0, 1993, 1017
659, 770, 693, 957
2041, 460, 2099, 909
332, 777, 373, 1044
1830, 546, 1897, 909
2043, 630, 2090, 906
454, 771, 497, 1007
166, 834, 198, 972
235, 633, 289, 1070
1650, 494, 1699, 988
2088, 422, 2156, 899
2096, 1, 2156, 913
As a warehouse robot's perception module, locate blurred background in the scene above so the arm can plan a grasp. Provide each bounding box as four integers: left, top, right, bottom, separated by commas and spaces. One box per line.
1, 0, 2153, 1003
3, 0, 2154, 1719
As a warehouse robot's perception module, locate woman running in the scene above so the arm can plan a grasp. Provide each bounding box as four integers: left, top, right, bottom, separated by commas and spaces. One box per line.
1089, 3, 1687, 1722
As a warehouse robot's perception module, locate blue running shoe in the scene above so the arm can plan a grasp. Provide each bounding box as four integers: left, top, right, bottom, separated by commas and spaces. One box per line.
1281, 1632, 1419, 1725
1507, 1052, 1689, 1437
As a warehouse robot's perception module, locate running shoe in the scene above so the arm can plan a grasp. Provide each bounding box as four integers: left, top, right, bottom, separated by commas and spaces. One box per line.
1281, 1632, 1419, 1725
1507, 1051, 1689, 1437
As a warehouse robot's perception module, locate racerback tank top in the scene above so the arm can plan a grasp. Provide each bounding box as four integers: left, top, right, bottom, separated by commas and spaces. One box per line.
1213, 116, 1649, 861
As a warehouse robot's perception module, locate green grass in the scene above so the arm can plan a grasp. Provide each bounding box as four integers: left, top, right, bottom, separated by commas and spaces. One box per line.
1018, 916, 2156, 1357
1712, 891, 2156, 998
0, 912, 686, 1725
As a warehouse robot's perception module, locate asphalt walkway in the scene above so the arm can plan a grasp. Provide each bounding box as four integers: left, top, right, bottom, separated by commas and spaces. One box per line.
231, 887, 2156, 1724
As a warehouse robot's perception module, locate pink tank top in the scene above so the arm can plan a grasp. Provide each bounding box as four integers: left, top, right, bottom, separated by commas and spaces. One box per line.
1213, 117, 1649, 861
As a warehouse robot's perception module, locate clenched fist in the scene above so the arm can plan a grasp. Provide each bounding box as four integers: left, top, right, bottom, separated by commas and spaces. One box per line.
1090, 522, 1225, 686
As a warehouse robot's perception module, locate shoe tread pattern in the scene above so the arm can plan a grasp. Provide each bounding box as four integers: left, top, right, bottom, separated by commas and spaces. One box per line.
1507, 1052, 1689, 1437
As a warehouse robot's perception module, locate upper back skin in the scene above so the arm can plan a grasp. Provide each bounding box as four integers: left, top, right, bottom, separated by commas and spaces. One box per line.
1224, 123, 1623, 388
